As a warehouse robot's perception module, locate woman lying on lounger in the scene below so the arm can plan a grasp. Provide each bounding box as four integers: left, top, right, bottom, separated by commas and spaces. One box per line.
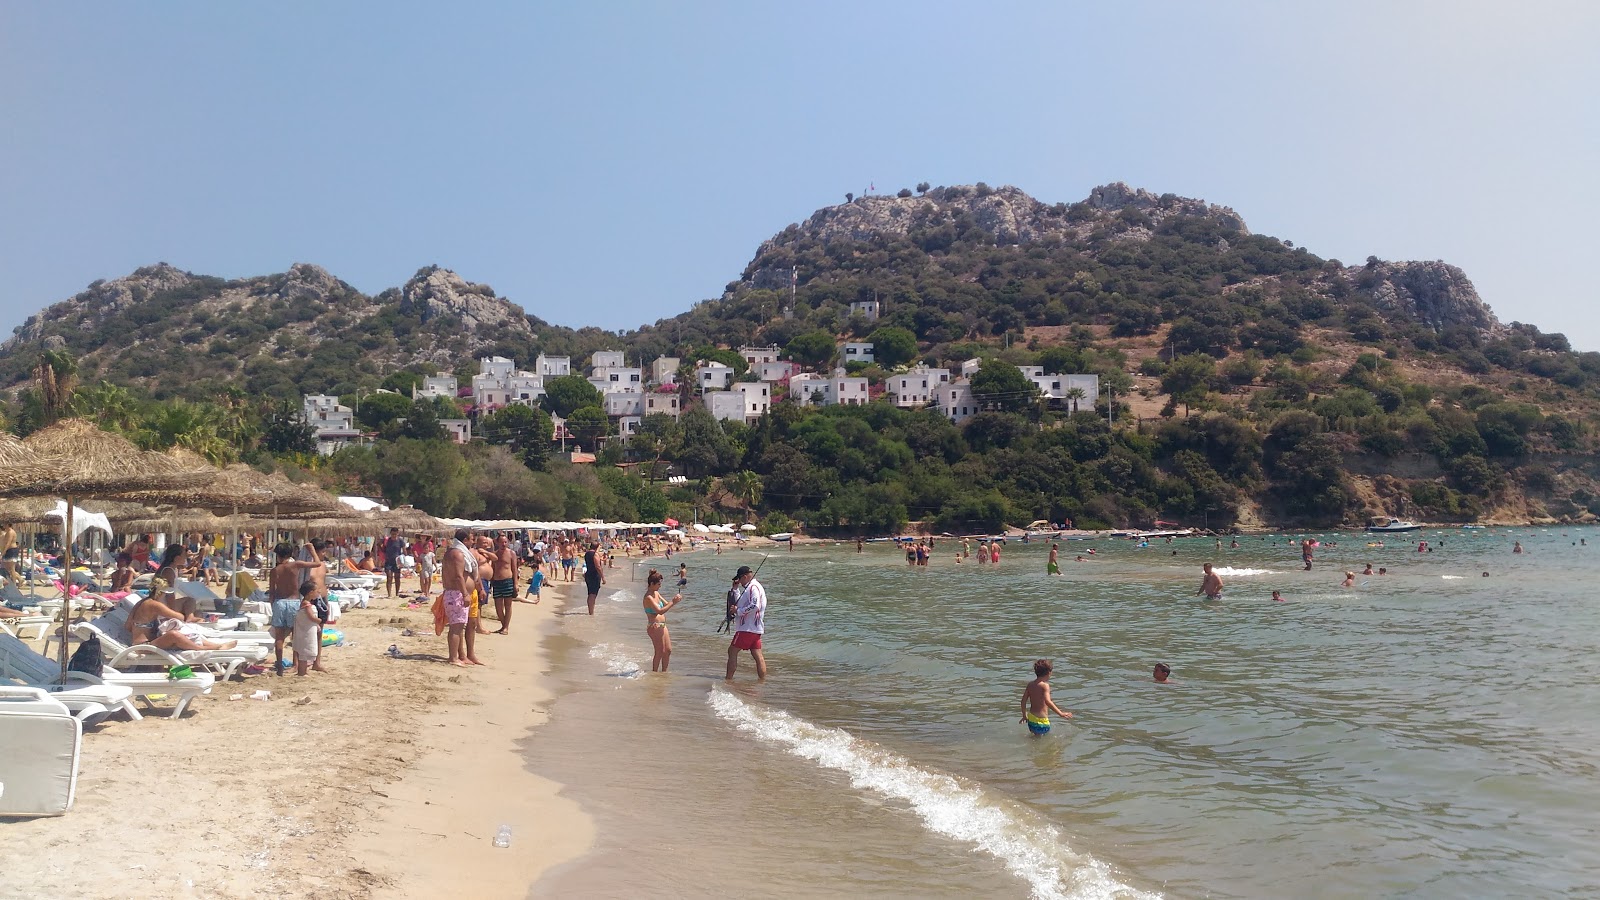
129, 578, 238, 652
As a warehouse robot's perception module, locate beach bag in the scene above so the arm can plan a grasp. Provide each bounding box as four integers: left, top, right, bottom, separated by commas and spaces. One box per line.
312, 596, 330, 624
67, 633, 103, 678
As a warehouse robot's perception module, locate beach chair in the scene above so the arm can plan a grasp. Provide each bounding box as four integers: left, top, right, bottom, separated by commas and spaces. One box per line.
0, 613, 54, 642
96, 600, 274, 649
0, 632, 138, 724
72, 618, 263, 682
0, 686, 83, 816
1, 630, 214, 719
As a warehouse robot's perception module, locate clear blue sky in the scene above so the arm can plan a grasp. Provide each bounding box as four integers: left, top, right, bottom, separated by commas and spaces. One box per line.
3, 2, 1597, 346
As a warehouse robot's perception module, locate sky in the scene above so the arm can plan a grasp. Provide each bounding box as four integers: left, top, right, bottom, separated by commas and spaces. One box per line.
2, 2, 1597, 347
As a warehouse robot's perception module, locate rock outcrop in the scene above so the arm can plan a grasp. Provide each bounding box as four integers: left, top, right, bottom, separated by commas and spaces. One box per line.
398, 266, 536, 336
1354, 259, 1503, 334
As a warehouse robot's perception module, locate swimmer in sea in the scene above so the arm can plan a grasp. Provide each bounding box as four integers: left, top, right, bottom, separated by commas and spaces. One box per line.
1153, 663, 1175, 683
1514, 541, 1524, 554
1272, 590, 1284, 602
1362, 564, 1373, 575
1020, 659, 1071, 735
1197, 562, 1223, 600
1342, 571, 1356, 588
1378, 567, 1388, 575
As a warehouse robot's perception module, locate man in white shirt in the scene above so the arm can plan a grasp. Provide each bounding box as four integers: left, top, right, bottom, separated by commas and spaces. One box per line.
725, 565, 768, 681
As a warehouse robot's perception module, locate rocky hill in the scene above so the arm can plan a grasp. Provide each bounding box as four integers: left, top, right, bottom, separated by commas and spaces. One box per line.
0, 263, 594, 399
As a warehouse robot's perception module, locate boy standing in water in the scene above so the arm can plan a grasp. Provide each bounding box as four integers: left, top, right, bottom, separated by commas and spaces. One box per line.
1020, 659, 1072, 735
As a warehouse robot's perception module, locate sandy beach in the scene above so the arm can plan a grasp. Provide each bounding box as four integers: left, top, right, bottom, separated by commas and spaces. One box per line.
0, 575, 592, 900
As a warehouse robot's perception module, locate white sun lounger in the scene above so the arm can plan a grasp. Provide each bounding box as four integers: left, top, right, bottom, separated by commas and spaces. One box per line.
0, 633, 138, 724
0, 614, 53, 642
0, 686, 83, 816
1, 631, 214, 719
72, 619, 263, 682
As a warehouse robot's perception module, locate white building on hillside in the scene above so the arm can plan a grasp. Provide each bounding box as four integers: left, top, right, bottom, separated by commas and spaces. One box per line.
960, 357, 983, 378
591, 350, 626, 370
590, 366, 643, 392
415, 374, 458, 400
535, 354, 571, 378
1016, 368, 1099, 409
303, 394, 361, 456
441, 419, 472, 444
739, 345, 782, 367
755, 360, 798, 383
733, 381, 770, 423
704, 390, 747, 425
939, 379, 979, 424
789, 371, 869, 407
850, 299, 880, 321
604, 391, 645, 418
697, 361, 735, 391
643, 392, 681, 419
650, 356, 681, 385
886, 365, 951, 408
479, 356, 514, 379
507, 372, 545, 405
842, 342, 874, 364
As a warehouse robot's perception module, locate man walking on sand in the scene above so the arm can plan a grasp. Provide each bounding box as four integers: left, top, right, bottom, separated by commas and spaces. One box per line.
490, 533, 518, 634
441, 528, 485, 667
268, 541, 325, 675
382, 528, 405, 598
725, 565, 767, 682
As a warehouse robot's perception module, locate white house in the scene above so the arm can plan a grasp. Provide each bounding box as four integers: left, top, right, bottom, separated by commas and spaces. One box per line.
1017, 368, 1099, 409
939, 379, 979, 424
788, 372, 868, 407
591, 350, 626, 370
850, 299, 880, 321
507, 372, 545, 406
650, 356, 681, 385
303, 394, 361, 456
704, 390, 748, 424
960, 357, 983, 378
697, 361, 735, 391
440, 418, 472, 444
479, 356, 515, 379
591, 366, 644, 392
617, 415, 643, 439
842, 342, 875, 364
604, 391, 646, 418
733, 381, 770, 423
754, 360, 798, 383
886, 365, 951, 408
535, 354, 571, 378
643, 392, 681, 419
415, 374, 458, 400
738, 345, 782, 367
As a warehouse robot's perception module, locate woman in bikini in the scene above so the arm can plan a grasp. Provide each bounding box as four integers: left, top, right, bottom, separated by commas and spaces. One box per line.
154, 545, 202, 620
128, 578, 238, 652
642, 569, 683, 672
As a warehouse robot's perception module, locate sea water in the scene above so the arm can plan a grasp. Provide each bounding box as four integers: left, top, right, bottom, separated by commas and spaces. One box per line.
527, 529, 1600, 898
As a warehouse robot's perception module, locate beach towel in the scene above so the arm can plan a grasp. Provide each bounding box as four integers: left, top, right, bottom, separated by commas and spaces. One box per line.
431, 593, 446, 636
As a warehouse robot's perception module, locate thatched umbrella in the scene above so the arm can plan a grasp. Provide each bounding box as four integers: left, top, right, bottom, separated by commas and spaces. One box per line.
374, 505, 449, 536
0, 420, 216, 678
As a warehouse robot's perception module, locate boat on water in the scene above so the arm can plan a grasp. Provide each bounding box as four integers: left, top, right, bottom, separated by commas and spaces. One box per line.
1111, 528, 1197, 540
768, 533, 794, 542
1367, 516, 1423, 533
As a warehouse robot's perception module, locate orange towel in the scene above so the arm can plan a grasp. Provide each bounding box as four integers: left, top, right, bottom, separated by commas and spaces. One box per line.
431, 594, 446, 636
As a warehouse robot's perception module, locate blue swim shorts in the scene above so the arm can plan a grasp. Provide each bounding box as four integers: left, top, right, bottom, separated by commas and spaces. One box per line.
270, 598, 300, 630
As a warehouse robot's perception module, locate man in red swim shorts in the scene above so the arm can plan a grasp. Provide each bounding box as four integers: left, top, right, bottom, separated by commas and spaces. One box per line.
725, 565, 767, 682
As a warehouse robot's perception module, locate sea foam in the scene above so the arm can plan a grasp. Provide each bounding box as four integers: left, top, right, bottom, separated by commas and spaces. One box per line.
1210, 567, 1277, 577
708, 689, 1159, 900
588, 642, 643, 678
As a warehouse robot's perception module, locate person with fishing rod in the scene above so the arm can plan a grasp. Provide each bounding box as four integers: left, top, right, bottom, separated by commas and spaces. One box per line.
725, 560, 769, 682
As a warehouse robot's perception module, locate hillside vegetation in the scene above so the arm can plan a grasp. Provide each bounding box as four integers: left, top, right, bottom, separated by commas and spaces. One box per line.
3, 183, 1598, 530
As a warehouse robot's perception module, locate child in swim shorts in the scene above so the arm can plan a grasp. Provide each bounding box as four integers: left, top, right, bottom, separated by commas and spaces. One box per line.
1020, 659, 1072, 735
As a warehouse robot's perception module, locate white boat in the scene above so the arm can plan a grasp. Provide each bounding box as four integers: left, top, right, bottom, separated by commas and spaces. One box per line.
768, 533, 794, 542
1026, 530, 1062, 539
1366, 516, 1422, 533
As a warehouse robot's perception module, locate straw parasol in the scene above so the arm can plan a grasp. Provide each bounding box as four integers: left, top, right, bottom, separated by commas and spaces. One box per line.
0, 420, 218, 678
373, 505, 448, 535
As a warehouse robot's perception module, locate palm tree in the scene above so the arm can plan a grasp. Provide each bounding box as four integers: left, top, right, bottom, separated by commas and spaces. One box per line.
74, 382, 140, 433
33, 350, 77, 426
724, 470, 764, 515
1065, 387, 1088, 414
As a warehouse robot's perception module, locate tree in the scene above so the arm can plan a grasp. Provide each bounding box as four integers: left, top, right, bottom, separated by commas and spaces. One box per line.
33, 350, 76, 427
896, 188, 913, 198
74, 382, 140, 433
1160, 353, 1215, 415
381, 370, 426, 396
916, 182, 930, 194
564, 405, 609, 450
543, 375, 603, 418
845, 192, 854, 203
480, 403, 552, 451
1065, 387, 1088, 413
867, 326, 918, 368
400, 399, 446, 441
785, 331, 837, 369
724, 470, 764, 512
261, 401, 317, 455
355, 391, 412, 430
969, 359, 1037, 413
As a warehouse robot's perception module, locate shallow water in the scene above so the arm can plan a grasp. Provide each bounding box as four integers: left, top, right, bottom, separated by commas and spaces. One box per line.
528, 529, 1600, 898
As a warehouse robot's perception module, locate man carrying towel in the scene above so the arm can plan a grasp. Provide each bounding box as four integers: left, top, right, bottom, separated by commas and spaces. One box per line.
725, 565, 768, 682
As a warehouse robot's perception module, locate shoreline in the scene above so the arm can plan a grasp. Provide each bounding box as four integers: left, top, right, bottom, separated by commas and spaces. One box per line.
0, 574, 593, 899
